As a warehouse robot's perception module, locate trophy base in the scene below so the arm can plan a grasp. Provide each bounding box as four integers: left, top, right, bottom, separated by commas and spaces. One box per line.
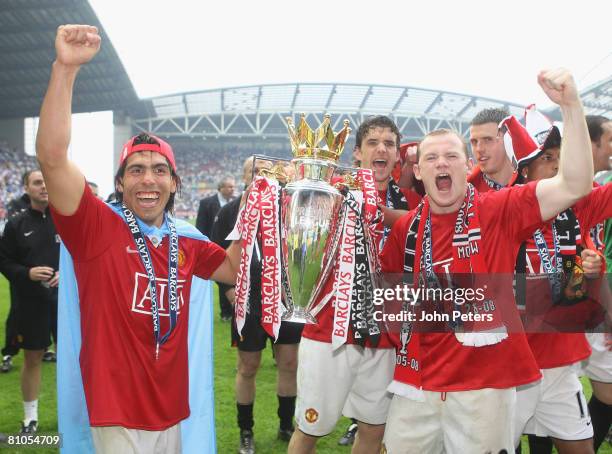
282, 307, 317, 324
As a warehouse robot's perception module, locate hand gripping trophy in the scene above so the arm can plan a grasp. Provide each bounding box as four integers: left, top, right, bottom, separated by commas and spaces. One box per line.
233, 114, 383, 345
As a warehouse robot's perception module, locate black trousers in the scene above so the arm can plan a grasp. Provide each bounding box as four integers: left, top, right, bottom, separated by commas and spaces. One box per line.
2, 285, 21, 357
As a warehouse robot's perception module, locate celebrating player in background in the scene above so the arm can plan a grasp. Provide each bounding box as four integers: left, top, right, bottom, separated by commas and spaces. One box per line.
508, 113, 611, 454
582, 114, 612, 453
380, 68, 594, 453
468, 107, 518, 190
36, 24, 240, 453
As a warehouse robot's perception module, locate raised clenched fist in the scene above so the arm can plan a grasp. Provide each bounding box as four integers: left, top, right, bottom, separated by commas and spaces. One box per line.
537, 68, 580, 108
55, 24, 101, 67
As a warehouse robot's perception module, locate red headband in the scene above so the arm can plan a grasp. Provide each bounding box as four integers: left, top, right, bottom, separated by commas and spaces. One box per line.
119, 134, 177, 171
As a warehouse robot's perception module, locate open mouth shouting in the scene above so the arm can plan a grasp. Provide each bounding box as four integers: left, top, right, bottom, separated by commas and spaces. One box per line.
435, 173, 452, 192
372, 158, 388, 171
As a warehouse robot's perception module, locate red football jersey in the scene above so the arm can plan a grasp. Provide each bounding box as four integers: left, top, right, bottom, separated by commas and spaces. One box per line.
51, 186, 226, 430
380, 183, 543, 391
468, 166, 519, 193
522, 183, 612, 369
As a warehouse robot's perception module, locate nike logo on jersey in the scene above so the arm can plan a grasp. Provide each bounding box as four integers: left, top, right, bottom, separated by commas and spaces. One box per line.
24, 231, 34, 237
126, 246, 139, 254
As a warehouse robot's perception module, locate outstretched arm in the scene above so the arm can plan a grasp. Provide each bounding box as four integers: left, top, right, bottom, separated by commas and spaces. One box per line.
36, 25, 101, 216
535, 68, 593, 221
210, 241, 240, 285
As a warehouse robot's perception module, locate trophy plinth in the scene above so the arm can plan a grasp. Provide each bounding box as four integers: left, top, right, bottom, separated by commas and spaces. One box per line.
281, 306, 317, 324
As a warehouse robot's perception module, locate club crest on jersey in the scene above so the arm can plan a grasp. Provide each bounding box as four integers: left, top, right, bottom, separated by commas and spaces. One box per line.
178, 249, 186, 267
131, 272, 186, 316
304, 408, 319, 424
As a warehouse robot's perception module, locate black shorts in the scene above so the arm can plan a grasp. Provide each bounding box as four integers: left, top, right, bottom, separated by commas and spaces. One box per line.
14, 296, 56, 351
231, 312, 304, 352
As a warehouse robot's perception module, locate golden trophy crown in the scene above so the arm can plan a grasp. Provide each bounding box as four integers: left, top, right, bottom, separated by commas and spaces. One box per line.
285, 114, 351, 162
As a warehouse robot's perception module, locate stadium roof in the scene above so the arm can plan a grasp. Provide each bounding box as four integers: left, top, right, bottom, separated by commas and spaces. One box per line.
0, 0, 140, 119
572, 75, 612, 118
133, 80, 612, 141
132, 83, 532, 141
144, 83, 528, 120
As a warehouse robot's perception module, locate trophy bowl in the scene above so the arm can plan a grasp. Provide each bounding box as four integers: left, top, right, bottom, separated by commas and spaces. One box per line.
281, 158, 345, 323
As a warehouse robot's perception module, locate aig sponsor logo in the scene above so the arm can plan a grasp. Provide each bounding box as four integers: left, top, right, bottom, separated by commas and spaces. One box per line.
131, 272, 187, 316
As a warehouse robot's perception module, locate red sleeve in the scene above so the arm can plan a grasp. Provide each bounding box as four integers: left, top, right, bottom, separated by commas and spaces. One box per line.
380, 211, 414, 273
50, 183, 117, 262
400, 188, 422, 210
573, 182, 612, 231
193, 240, 227, 280
467, 167, 481, 184
479, 181, 544, 243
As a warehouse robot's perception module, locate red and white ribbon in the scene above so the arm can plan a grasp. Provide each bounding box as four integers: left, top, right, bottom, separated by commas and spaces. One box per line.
259, 177, 283, 340
331, 190, 362, 349
234, 180, 261, 336
358, 168, 378, 225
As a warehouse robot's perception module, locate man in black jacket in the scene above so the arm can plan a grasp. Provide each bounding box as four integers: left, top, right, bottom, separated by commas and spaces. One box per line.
197, 176, 236, 320
0, 169, 60, 434
196, 176, 236, 238
0, 186, 31, 373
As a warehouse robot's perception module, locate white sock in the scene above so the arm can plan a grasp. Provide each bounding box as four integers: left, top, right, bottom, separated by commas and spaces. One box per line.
23, 400, 38, 425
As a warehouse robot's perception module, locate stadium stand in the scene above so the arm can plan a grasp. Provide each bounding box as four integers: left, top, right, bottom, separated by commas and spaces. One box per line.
172, 142, 294, 219
0, 143, 37, 222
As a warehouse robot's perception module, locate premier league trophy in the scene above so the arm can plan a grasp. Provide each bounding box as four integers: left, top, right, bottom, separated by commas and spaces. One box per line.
281, 114, 351, 323
234, 114, 380, 344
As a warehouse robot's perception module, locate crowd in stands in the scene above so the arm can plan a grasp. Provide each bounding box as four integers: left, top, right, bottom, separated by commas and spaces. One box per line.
0, 142, 37, 221
172, 143, 294, 219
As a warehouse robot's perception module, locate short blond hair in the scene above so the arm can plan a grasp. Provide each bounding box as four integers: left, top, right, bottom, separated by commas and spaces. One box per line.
417, 129, 468, 161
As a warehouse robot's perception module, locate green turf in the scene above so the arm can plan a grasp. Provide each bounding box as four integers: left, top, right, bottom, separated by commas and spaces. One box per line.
0, 275, 609, 453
